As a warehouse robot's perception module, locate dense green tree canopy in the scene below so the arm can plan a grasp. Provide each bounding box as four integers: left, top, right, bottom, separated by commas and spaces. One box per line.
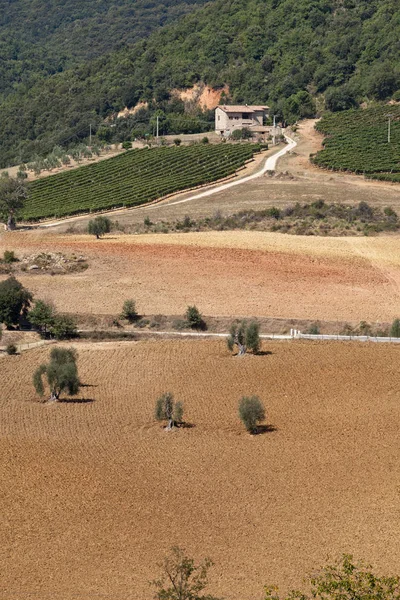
0, 0, 399, 166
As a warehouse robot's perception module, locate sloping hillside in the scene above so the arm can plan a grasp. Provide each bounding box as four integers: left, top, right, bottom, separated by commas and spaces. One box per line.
0, 0, 209, 98
0, 0, 399, 167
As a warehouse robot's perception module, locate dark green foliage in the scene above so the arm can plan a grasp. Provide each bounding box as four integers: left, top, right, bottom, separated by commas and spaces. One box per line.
33, 347, 80, 401
28, 300, 56, 336
3, 250, 18, 264
49, 314, 78, 340
314, 104, 400, 181
390, 319, 400, 338
246, 321, 260, 354
0, 277, 32, 328
121, 141, 132, 150
120, 299, 138, 322
0, 176, 28, 229
185, 305, 206, 330
307, 323, 321, 335
88, 216, 112, 239
173, 138, 182, 146
227, 320, 260, 355
2, 0, 399, 166
264, 555, 400, 600
24, 144, 261, 220
325, 86, 358, 112
28, 299, 77, 339
151, 546, 220, 600
155, 392, 184, 429
238, 396, 265, 433
5, 343, 17, 355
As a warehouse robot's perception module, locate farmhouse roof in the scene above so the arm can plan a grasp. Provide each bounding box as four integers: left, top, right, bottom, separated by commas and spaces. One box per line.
218, 105, 270, 113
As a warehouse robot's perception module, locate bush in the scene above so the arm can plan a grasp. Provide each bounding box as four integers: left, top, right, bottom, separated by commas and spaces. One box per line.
121, 141, 132, 150
49, 315, 78, 340
173, 138, 182, 146
390, 318, 400, 338
185, 305, 206, 330
238, 396, 265, 433
6, 343, 17, 355
3, 250, 18, 264
120, 299, 138, 322
201, 137, 209, 144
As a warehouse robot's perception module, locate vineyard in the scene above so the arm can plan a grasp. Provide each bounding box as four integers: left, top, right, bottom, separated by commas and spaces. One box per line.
23, 143, 262, 221
312, 104, 400, 181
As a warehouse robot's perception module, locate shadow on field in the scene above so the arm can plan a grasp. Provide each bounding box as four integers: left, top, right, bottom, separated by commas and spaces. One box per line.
179, 422, 196, 429
256, 350, 273, 356
59, 397, 95, 404
80, 383, 98, 388
254, 424, 277, 435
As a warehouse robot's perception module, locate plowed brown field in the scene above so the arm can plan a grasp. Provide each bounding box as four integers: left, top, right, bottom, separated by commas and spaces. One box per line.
2, 339, 400, 600
2, 230, 400, 322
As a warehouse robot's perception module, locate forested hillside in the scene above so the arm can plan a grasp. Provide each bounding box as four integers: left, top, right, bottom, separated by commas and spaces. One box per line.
1, 0, 399, 167
0, 0, 209, 98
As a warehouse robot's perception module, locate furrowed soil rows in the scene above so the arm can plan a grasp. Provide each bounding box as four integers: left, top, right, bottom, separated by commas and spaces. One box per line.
2, 339, 400, 600
24, 143, 262, 220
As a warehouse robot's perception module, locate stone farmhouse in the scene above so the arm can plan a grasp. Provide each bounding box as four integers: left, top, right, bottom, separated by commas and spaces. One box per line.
215, 105, 270, 137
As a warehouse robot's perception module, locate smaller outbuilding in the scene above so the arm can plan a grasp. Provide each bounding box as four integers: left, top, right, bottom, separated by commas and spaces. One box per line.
215, 104, 270, 137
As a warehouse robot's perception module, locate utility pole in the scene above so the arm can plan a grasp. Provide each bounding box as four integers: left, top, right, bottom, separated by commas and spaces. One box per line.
388, 114, 393, 143
89, 124, 92, 147
272, 114, 277, 145
156, 115, 159, 140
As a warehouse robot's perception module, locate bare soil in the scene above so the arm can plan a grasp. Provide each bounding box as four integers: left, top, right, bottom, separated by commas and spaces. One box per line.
2, 339, 400, 600
2, 230, 400, 323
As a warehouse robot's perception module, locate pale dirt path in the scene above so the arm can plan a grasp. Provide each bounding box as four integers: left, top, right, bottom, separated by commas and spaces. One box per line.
38, 137, 295, 228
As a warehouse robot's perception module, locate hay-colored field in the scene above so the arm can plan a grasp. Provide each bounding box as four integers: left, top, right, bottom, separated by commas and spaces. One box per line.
2, 229, 400, 323
2, 339, 400, 600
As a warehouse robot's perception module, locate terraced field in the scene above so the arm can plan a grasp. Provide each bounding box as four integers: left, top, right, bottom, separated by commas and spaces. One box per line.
24, 143, 262, 221
313, 104, 400, 181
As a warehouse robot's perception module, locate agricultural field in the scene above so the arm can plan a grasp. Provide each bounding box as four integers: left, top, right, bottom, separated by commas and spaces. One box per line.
312, 104, 400, 181
2, 229, 400, 324
2, 339, 400, 600
24, 144, 262, 221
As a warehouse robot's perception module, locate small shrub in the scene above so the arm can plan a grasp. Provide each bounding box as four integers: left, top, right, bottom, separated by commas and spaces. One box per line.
201, 137, 209, 144
122, 141, 132, 150
238, 396, 265, 433
144, 216, 152, 227
390, 318, 400, 338
120, 299, 138, 322
3, 250, 18, 264
6, 343, 17, 355
185, 305, 206, 330
307, 323, 320, 335
173, 138, 182, 146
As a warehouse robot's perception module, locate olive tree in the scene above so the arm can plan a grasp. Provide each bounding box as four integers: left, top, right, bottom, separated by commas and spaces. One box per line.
185, 305, 206, 330
33, 347, 80, 402
264, 555, 400, 600
227, 320, 260, 355
239, 395, 265, 433
151, 546, 221, 600
155, 392, 183, 430
0, 174, 28, 230
87, 215, 112, 239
